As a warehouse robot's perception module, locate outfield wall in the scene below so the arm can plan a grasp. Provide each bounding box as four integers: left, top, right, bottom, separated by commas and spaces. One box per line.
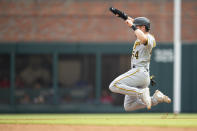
0, 43, 196, 113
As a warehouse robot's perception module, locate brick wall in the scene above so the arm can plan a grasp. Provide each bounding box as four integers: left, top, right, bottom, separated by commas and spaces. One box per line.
0, 0, 196, 43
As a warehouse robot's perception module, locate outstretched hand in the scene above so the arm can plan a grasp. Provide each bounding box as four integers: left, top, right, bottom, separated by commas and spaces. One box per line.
127, 16, 134, 22
125, 18, 134, 27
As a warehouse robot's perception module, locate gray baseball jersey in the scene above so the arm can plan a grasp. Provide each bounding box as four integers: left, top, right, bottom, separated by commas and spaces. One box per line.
131, 34, 156, 69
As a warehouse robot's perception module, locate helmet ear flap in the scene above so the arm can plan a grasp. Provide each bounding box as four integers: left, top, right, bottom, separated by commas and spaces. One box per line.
145, 26, 150, 32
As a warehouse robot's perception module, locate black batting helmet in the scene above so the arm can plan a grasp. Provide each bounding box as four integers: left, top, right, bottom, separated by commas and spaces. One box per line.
133, 17, 150, 31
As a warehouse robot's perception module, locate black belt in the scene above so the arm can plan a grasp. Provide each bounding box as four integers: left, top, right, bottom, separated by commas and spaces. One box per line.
132, 65, 149, 72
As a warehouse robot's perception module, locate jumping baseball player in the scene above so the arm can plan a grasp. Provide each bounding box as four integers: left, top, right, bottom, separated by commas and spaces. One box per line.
109, 7, 171, 111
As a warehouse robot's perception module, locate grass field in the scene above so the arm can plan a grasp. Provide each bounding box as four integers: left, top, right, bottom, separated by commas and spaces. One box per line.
0, 113, 197, 128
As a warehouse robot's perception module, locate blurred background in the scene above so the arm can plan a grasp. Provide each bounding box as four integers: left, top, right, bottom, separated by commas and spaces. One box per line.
0, 0, 196, 113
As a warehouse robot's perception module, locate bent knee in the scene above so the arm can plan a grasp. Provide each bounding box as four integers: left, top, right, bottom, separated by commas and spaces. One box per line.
124, 104, 131, 112
109, 82, 117, 93
109, 84, 115, 92
124, 104, 135, 112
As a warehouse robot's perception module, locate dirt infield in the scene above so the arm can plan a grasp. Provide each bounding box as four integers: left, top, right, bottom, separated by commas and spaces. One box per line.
0, 124, 197, 131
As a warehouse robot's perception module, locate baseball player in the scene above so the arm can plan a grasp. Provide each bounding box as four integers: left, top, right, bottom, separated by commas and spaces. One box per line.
109, 7, 171, 111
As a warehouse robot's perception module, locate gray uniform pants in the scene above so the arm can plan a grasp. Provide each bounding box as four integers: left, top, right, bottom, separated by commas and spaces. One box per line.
109, 67, 158, 111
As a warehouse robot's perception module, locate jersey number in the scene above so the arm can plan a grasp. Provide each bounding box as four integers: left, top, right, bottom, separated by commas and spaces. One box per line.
132, 51, 139, 59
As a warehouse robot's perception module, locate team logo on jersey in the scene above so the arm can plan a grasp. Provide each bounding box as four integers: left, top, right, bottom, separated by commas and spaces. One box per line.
133, 41, 140, 50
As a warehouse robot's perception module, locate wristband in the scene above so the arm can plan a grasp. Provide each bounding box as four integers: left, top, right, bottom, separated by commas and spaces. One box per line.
131, 24, 137, 31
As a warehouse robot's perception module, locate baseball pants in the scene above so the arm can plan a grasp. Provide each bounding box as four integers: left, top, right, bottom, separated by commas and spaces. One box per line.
109, 67, 159, 111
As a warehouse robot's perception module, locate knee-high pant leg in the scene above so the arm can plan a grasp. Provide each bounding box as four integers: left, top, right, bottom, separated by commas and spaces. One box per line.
124, 94, 159, 111
109, 68, 150, 96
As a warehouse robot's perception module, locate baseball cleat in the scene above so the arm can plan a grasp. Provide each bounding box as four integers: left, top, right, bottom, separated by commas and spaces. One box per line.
141, 88, 152, 110
153, 90, 171, 103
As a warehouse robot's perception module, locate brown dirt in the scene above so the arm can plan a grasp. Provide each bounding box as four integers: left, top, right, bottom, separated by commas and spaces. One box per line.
0, 124, 196, 131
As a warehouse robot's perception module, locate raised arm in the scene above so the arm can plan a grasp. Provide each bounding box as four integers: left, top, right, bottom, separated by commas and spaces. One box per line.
125, 19, 148, 44
109, 7, 148, 44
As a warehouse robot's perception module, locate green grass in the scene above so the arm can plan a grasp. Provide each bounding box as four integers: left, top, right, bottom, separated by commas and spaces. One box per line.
0, 113, 197, 127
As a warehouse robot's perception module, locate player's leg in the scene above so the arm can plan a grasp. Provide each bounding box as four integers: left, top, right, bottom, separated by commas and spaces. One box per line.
124, 90, 171, 112
124, 94, 145, 111
109, 68, 152, 109
109, 68, 149, 96
124, 93, 163, 111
